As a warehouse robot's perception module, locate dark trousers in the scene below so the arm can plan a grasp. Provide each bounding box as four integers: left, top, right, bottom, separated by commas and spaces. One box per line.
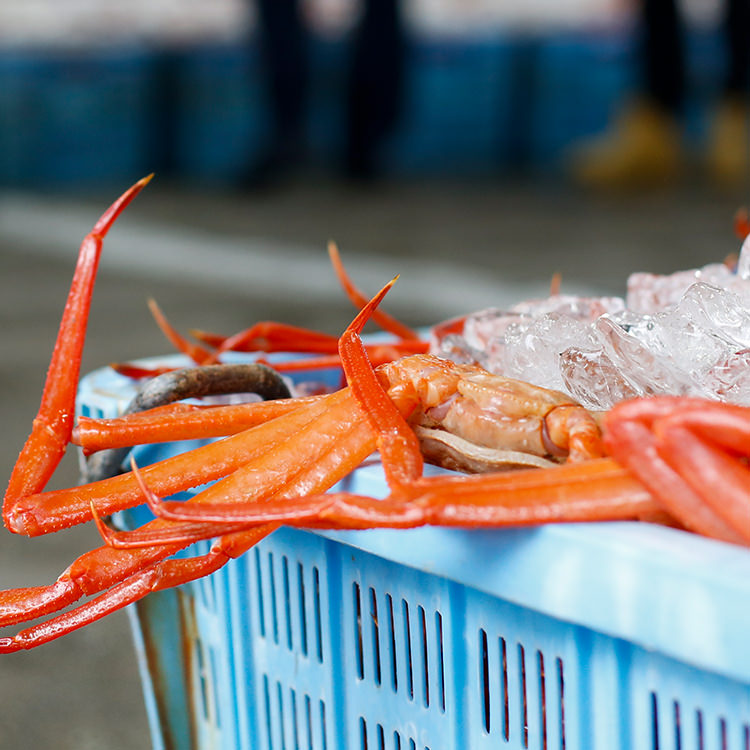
643, 0, 749, 113
255, 0, 308, 147
345, 0, 405, 175
254, 0, 405, 173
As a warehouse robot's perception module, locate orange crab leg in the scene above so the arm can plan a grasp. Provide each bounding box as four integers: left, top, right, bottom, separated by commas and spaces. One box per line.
404, 460, 657, 527
624, 399, 750, 542
0, 373, 384, 650
735, 208, 749, 240
0, 524, 276, 653
73, 395, 325, 454
0, 394, 352, 628
123, 289, 661, 538
196, 321, 344, 357
604, 398, 746, 544
144, 244, 423, 370
337, 277, 424, 487
192, 326, 427, 359
123, 321, 427, 382
336, 299, 658, 523
130, 456, 660, 536
146, 298, 214, 365
0, 282, 405, 644
10, 389, 340, 536
328, 242, 421, 341
90, 279, 417, 549
3, 176, 152, 531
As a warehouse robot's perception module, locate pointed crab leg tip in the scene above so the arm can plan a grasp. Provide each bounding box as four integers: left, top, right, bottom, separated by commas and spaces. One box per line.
374, 276, 399, 305
550, 272, 562, 296
93, 175, 153, 237
129, 456, 160, 509
376, 275, 398, 298
0, 638, 17, 653
347, 276, 399, 335
89, 500, 114, 545
735, 208, 750, 240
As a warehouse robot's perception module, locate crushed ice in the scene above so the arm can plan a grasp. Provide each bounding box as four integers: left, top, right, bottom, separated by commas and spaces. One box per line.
431, 235, 750, 410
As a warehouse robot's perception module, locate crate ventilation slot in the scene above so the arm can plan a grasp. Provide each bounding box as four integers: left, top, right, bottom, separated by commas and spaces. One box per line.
651, 692, 746, 750
353, 584, 446, 710
264, 676, 328, 750
479, 629, 564, 748
359, 717, 429, 750
255, 548, 324, 663
193, 637, 221, 731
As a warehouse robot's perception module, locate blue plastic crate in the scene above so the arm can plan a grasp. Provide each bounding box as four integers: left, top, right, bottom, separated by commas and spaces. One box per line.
305, 36, 350, 164
382, 35, 520, 175
681, 27, 729, 144
527, 27, 730, 168
170, 42, 270, 184
527, 31, 637, 169
0, 46, 155, 187
77, 353, 750, 750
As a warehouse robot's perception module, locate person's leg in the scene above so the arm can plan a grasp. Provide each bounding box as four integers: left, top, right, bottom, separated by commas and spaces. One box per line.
708, 0, 749, 185
567, 0, 685, 188
642, 0, 686, 114
725, 0, 750, 97
345, 0, 406, 179
246, 0, 308, 183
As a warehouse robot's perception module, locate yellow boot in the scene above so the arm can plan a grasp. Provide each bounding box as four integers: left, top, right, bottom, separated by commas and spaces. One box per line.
706, 97, 749, 188
567, 99, 684, 189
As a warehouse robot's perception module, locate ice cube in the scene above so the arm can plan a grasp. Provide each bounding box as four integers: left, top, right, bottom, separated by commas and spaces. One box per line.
510, 294, 625, 320
663, 283, 750, 346
626, 263, 735, 314
559, 347, 642, 410
434, 333, 484, 366
501, 313, 600, 392
704, 349, 750, 403
594, 315, 695, 397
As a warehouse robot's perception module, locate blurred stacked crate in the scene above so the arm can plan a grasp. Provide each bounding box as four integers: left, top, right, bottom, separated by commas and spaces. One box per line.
382, 35, 520, 175
0, 46, 156, 187
0, 9, 730, 188
526, 31, 635, 170
682, 26, 727, 143
166, 42, 268, 184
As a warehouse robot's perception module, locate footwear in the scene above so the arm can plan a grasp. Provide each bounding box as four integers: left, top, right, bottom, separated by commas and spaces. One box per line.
706, 97, 749, 187
567, 99, 684, 189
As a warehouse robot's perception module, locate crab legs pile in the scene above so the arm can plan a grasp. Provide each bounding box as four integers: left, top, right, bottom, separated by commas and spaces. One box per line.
1, 178, 749, 653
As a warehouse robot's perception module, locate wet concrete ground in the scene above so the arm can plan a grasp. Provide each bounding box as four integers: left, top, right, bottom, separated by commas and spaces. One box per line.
0, 174, 746, 749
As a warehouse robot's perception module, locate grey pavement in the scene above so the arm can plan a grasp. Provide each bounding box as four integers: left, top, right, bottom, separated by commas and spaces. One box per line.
0, 174, 746, 749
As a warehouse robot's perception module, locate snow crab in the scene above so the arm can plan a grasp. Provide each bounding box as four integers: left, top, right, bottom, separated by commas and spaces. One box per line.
2, 178, 749, 653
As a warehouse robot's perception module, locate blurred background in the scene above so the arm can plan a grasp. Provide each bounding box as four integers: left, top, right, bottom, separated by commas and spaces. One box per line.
0, 0, 747, 748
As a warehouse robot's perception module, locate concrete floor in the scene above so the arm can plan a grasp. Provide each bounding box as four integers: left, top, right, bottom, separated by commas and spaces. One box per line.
0, 173, 747, 749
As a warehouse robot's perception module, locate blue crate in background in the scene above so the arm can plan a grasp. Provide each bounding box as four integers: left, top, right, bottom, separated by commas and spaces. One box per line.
682, 28, 729, 143
170, 35, 353, 179
0, 25, 732, 187
382, 36, 520, 175
0, 46, 155, 187
306, 35, 350, 165
78, 353, 750, 750
527, 26, 730, 169
527, 31, 636, 169
170, 42, 269, 184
